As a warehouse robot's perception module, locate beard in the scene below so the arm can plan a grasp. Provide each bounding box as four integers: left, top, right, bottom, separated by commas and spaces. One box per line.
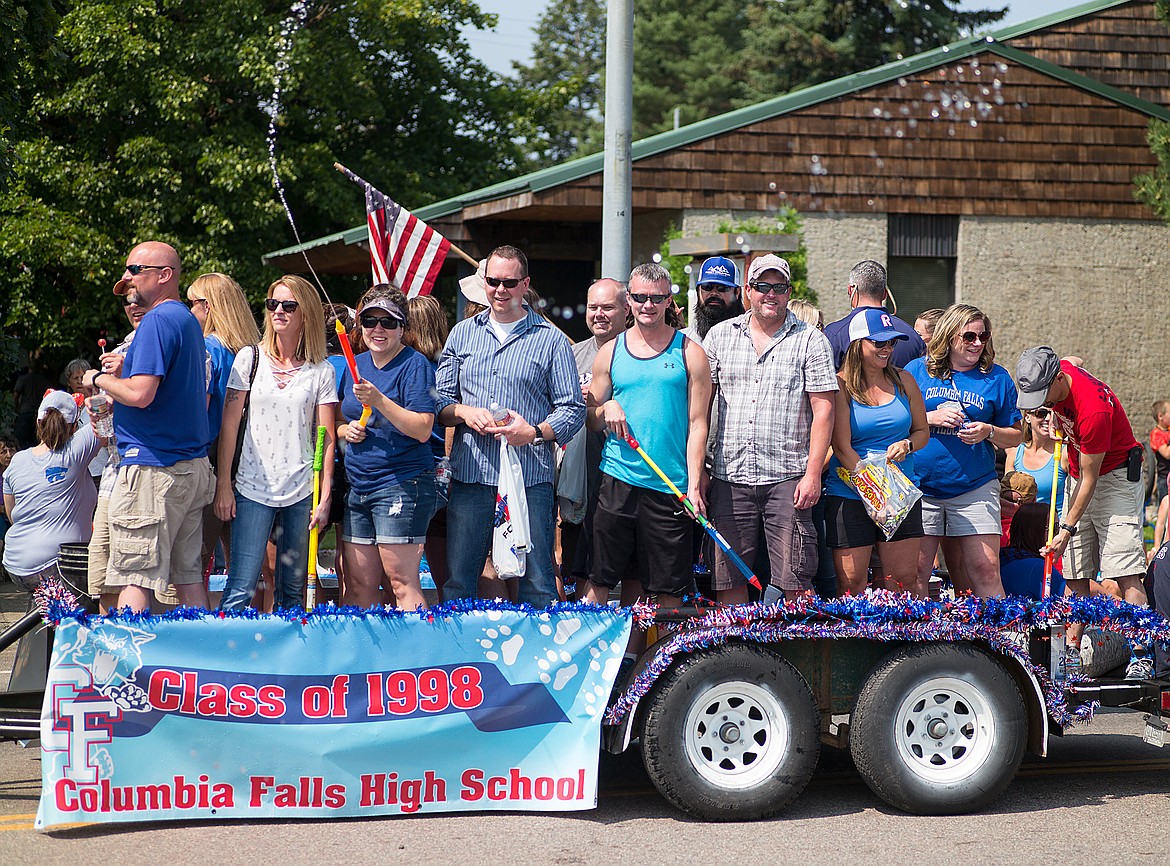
693, 296, 744, 338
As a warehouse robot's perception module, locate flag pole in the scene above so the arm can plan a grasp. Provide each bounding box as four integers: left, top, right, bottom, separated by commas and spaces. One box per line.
333, 162, 479, 268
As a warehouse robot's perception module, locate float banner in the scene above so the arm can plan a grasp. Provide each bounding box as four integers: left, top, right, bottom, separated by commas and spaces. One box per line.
36, 605, 631, 828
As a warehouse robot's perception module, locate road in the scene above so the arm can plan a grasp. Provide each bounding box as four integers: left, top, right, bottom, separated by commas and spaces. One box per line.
0, 584, 1167, 863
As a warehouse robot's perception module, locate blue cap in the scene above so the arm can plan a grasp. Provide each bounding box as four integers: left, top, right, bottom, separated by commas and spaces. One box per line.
697, 256, 739, 288
847, 308, 908, 343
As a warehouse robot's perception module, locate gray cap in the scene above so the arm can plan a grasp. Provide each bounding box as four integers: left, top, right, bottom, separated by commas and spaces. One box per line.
1015, 346, 1061, 410
38, 390, 81, 424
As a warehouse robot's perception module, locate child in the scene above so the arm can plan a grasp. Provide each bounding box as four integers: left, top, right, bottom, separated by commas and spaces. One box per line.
1151, 400, 1170, 504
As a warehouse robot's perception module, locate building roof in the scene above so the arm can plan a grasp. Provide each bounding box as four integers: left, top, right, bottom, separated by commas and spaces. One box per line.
264, 0, 1170, 268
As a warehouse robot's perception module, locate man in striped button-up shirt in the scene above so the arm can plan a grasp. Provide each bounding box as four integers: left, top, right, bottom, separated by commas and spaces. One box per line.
435, 245, 585, 607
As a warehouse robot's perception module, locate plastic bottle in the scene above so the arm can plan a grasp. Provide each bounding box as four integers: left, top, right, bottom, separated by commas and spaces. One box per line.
489, 402, 512, 427
87, 393, 114, 438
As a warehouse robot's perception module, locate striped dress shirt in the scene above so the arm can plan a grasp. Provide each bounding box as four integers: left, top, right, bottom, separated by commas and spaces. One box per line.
436, 308, 585, 486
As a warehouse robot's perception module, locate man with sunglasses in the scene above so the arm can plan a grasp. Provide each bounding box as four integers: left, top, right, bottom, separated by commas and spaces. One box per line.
823, 260, 925, 370
81, 242, 214, 612
1016, 346, 1151, 678
682, 256, 745, 344
583, 263, 712, 610
435, 245, 585, 608
703, 254, 837, 603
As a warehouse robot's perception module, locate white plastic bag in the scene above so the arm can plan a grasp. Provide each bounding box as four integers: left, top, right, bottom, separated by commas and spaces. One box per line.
837, 455, 922, 540
493, 442, 531, 577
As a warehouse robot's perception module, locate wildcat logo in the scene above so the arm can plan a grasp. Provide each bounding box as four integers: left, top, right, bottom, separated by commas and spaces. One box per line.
52, 621, 156, 710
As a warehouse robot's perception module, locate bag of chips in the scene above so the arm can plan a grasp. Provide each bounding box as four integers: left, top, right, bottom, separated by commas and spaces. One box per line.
836, 455, 922, 539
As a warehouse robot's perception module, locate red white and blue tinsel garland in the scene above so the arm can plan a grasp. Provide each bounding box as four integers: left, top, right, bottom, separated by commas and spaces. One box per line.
605, 590, 1170, 730
31, 579, 1168, 731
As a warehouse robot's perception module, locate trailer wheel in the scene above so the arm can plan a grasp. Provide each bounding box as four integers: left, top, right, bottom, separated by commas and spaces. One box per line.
640, 643, 819, 821
850, 642, 1026, 815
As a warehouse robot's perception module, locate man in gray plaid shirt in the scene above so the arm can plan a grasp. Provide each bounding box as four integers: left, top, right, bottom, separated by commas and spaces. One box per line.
702, 254, 838, 603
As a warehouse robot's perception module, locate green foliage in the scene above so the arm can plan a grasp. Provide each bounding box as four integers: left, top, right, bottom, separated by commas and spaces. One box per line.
515, 0, 1006, 153
736, 0, 1006, 108
1135, 3, 1170, 223
0, 0, 530, 364
511, 0, 606, 166
714, 211, 815, 305
657, 223, 691, 311
0, 0, 61, 188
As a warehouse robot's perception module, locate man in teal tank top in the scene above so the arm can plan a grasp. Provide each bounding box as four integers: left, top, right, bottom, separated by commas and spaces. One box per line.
583, 263, 712, 609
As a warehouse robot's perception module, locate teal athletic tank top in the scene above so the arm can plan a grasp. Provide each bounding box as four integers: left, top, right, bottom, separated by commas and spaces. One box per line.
599, 330, 689, 494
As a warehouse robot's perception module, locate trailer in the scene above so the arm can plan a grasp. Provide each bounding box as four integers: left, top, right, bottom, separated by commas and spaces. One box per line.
601, 593, 1170, 821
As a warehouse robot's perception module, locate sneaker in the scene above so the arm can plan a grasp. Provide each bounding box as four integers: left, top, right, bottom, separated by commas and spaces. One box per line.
1125, 656, 1154, 681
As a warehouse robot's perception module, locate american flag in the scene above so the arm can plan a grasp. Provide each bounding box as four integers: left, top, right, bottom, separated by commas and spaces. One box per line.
339, 166, 451, 298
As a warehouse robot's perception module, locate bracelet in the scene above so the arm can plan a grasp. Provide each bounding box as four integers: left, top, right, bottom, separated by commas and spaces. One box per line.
904, 438, 913, 453
92, 371, 104, 389
1059, 522, 1078, 536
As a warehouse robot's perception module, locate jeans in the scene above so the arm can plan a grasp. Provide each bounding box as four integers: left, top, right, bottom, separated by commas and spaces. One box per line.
220, 492, 312, 611
445, 480, 556, 607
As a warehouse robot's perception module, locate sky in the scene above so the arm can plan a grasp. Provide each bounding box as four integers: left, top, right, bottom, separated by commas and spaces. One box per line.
462, 0, 1091, 75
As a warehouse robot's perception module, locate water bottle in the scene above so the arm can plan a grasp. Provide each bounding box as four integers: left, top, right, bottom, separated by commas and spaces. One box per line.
435, 456, 451, 492
87, 394, 114, 438
489, 402, 512, 427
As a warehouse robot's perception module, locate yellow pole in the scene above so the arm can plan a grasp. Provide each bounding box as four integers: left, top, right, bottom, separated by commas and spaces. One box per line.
306, 426, 326, 611
1043, 430, 1063, 597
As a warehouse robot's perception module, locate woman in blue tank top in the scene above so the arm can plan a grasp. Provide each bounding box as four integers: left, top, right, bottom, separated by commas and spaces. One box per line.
825, 309, 929, 597
1010, 407, 1068, 514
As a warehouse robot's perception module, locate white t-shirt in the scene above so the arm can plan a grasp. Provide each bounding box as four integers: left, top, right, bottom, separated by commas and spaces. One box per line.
228, 347, 338, 507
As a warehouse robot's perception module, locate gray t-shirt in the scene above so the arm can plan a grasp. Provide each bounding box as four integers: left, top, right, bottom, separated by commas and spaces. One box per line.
2, 426, 100, 576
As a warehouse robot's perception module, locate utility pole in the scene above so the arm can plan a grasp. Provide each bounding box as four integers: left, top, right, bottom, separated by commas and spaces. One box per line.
601, 0, 633, 281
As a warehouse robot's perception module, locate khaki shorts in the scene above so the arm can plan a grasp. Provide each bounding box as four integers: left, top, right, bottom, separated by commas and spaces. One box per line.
1063, 466, 1146, 583
89, 492, 179, 604
105, 458, 215, 594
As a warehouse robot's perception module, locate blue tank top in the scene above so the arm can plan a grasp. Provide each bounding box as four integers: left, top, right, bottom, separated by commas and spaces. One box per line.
825, 388, 918, 500
1013, 446, 1067, 514
599, 330, 689, 494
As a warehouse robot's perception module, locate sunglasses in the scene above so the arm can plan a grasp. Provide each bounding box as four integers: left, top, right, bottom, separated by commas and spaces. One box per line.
187, 297, 208, 309
360, 314, 401, 330
484, 276, 523, 289
265, 298, 300, 313
1029, 408, 1051, 419
698, 283, 736, 294
125, 264, 168, 275
628, 292, 671, 305
960, 330, 991, 344
750, 281, 792, 295
867, 338, 898, 349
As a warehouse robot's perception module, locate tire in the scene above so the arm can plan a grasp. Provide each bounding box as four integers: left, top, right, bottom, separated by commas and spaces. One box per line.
640, 643, 819, 821
850, 642, 1027, 815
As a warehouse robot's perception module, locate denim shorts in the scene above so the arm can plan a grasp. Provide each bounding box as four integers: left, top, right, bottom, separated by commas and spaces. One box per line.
344, 472, 437, 545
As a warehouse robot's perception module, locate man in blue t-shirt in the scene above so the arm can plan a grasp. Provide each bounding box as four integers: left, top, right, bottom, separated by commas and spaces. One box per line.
823, 260, 926, 370
83, 242, 214, 612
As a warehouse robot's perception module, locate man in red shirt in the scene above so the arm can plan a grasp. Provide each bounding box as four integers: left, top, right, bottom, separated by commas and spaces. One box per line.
1016, 347, 1150, 678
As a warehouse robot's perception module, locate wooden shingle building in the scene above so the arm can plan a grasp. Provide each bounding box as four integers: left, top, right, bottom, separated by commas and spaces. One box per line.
267, 0, 1170, 422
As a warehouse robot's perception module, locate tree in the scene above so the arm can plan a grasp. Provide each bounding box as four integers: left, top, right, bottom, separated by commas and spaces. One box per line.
511, 0, 607, 165
1134, 0, 1170, 222
736, 0, 1007, 107
0, 0, 530, 361
514, 0, 1007, 153
0, 0, 61, 189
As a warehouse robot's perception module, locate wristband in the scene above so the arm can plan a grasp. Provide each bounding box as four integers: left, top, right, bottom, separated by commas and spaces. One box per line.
1059, 522, 1078, 536
92, 371, 104, 389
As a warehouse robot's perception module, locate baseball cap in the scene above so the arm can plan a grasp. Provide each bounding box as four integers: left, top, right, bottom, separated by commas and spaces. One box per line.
1000, 470, 1038, 503
846, 308, 908, 343
697, 256, 739, 288
747, 254, 792, 284
361, 297, 406, 323
113, 278, 130, 296
1015, 346, 1061, 410
38, 389, 81, 424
